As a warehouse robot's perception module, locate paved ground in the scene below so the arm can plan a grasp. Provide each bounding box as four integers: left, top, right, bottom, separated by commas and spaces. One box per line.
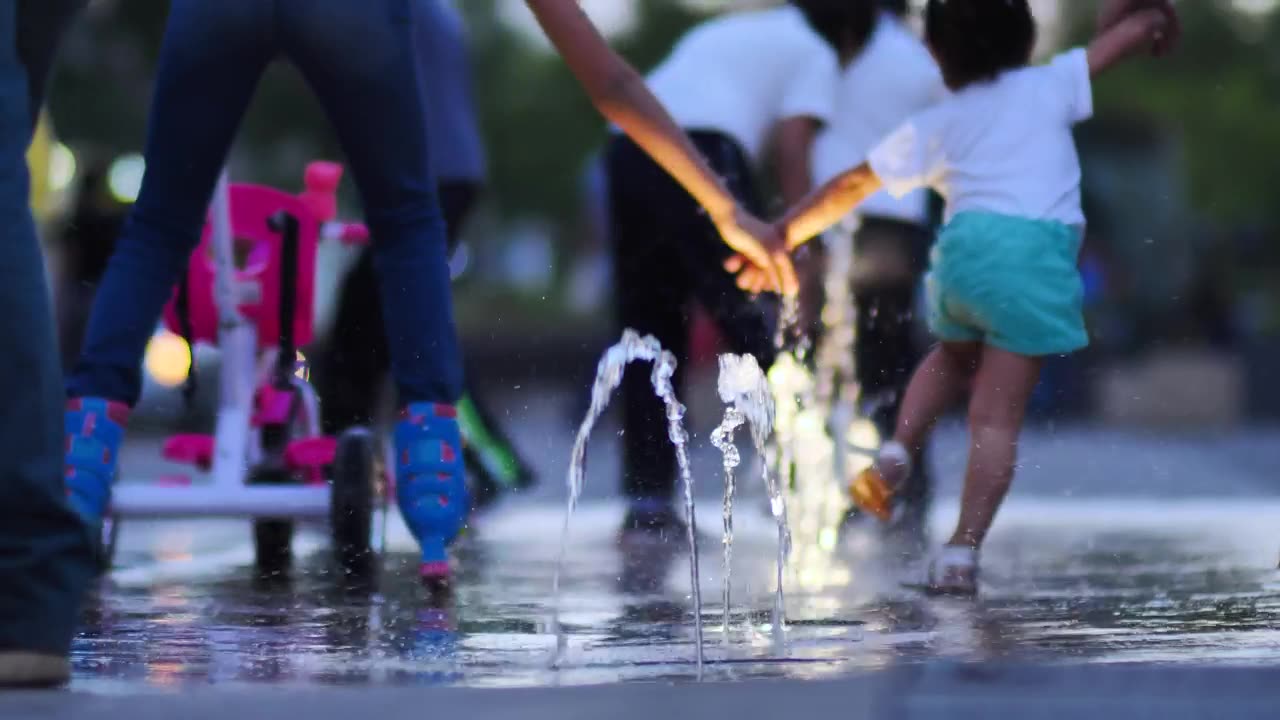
6, 664, 1279, 719
12, 382, 1279, 715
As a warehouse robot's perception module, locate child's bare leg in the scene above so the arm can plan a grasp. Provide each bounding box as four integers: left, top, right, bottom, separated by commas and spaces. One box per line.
893, 342, 981, 453
853, 342, 981, 521
948, 346, 1042, 549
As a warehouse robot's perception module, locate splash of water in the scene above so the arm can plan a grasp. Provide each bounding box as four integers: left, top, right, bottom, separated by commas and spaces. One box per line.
773, 219, 873, 597
804, 224, 862, 563
708, 404, 742, 646
551, 330, 704, 674
715, 353, 786, 648
816, 218, 860, 485
772, 355, 843, 583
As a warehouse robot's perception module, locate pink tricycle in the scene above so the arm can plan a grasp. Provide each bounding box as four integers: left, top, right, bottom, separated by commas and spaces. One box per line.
102, 162, 385, 576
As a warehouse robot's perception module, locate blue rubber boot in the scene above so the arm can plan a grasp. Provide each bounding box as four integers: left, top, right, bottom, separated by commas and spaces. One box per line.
63, 398, 129, 535
394, 403, 470, 583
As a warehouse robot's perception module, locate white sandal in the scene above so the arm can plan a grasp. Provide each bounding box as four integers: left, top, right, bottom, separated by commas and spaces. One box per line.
925, 545, 980, 597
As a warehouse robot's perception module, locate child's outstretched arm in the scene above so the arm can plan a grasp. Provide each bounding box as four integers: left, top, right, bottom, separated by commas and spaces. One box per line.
525, 0, 794, 295
778, 162, 883, 251
1097, 0, 1180, 55
1088, 3, 1178, 76
730, 162, 882, 294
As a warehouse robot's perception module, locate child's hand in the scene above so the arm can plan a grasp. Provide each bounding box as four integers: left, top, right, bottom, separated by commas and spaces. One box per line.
1149, 0, 1180, 55
716, 210, 798, 297
1097, 0, 1179, 55
1088, 3, 1175, 75
725, 253, 773, 296
723, 248, 799, 297
1119, 7, 1173, 55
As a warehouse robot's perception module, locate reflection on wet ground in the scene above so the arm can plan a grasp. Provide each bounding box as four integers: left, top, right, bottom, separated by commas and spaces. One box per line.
70, 499, 1280, 692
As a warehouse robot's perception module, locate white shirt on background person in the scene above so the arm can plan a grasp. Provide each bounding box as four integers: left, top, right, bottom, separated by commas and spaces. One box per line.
643, 6, 841, 163
812, 12, 945, 225
868, 49, 1093, 226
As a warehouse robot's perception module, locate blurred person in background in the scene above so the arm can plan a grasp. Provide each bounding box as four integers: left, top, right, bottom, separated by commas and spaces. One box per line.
318, 0, 536, 511
607, 0, 879, 542
58, 0, 789, 588
52, 159, 127, 371
0, 0, 95, 688
809, 0, 946, 542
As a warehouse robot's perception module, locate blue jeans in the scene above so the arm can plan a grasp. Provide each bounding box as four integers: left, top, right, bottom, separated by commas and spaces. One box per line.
68, 0, 463, 407
0, 0, 96, 655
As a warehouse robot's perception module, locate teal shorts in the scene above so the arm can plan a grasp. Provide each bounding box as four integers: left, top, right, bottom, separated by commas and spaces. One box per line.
926, 212, 1088, 357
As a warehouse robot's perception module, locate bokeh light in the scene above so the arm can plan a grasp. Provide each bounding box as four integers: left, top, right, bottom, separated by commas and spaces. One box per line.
49, 143, 76, 193
144, 331, 192, 388
108, 153, 145, 203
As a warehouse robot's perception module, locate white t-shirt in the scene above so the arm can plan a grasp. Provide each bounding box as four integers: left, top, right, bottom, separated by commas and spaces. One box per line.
645, 6, 841, 163
813, 14, 945, 224
868, 48, 1093, 226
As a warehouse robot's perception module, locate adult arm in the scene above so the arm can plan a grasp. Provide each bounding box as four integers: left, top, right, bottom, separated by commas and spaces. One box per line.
525, 0, 793, 293
774, 117, 823, 207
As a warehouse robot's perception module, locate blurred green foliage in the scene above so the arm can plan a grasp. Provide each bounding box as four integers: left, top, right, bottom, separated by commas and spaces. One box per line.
1061, 1, 1280, 339
42, 1, 1280, 340
49, 0, 708, 221
51, 1, 1280, 228
1064, 1, 1280, 228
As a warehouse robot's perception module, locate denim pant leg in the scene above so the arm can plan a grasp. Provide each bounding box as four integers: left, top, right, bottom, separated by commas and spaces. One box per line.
0, 1, 95, 656
67, 0, 273, 404
281, 0, 462, 406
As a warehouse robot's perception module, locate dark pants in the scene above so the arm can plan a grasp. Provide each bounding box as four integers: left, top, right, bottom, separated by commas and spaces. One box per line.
16, 0, 82, 124
319, 181, 478, 433
67, 0, 462, 408
0, 0, 95, 656
607, 132, 775, 501
54, 173, 126, 370
852, 216, 934, 513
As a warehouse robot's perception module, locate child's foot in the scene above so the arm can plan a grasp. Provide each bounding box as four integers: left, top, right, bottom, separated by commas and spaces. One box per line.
394, 403, 471, 585
850, 440, 911, 522
63, 398, 129, 542
925, 545, 979, 597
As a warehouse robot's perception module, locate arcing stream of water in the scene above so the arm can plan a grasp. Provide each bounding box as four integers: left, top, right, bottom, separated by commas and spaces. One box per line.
711, 353, 779, 646
708, 404, 743, 646
767, 220, 873, 605
552, 330, 705, 674
556, 225, 870, 672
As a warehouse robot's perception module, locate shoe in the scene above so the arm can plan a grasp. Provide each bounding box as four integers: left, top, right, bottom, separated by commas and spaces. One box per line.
63, 398, 129, 531
849, 440, 911, 522
0, 651, 71, 688
394, 403, 470, 584
456, 394, 537, 495
924, 545, 979, 597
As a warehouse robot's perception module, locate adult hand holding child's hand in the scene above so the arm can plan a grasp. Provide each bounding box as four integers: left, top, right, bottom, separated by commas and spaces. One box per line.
718, 210, 798, 298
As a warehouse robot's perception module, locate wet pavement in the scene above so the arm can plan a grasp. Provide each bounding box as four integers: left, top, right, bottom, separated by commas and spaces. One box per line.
0, 376, 1260, 718
65, 495, 1280, 694
49, 383, 1280, 697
